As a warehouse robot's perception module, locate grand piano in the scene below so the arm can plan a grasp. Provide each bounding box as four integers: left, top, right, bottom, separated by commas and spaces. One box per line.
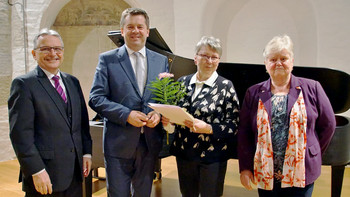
85, 28, 350, 197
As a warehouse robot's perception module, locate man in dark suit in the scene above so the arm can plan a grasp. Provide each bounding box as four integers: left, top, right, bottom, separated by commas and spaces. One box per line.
8, 29, 92, 196
89, 8, 168, 197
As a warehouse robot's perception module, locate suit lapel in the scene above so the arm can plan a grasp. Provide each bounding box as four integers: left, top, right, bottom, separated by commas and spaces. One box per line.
259, 76, 302, 120
143, 50, 156, 101
287, 75, 302, 114
258, 79, 273, 120
35, 66, 71, 127
118, 46, 142, 97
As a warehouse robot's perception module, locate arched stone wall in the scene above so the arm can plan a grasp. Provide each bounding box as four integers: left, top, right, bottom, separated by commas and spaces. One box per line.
0, 0, 136, 161
39, 0, 70, 29
52, 0, 131, 119
3, 0, 350, 162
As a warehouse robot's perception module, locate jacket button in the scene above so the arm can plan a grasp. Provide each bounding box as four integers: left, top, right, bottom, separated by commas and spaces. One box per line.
70, 148, 74, 152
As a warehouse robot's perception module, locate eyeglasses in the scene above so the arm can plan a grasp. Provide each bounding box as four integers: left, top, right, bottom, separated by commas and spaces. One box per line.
35, 46, 64, 54
197, 54, 220, 62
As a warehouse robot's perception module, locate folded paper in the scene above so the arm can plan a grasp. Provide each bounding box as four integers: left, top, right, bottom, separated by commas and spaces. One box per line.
148, 103, 194, 125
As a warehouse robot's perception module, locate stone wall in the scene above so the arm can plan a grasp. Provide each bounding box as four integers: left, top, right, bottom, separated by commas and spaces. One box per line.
0, 0, 15, 161
0, 105, 14, 162
0, 1, 12, 104
2, 0, 350, 163
0, 0, 131, 161
52, 0, 130, 119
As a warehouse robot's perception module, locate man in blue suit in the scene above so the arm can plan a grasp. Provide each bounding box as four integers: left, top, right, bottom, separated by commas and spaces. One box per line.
89, 8, 168, 197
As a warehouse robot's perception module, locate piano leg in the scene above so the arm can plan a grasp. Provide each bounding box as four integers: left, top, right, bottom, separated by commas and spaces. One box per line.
331, 165, 345, 197
94, 168, 99, 178
84, 170, 93, 197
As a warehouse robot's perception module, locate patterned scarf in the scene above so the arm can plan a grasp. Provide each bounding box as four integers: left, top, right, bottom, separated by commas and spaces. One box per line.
254, 89, 307, 190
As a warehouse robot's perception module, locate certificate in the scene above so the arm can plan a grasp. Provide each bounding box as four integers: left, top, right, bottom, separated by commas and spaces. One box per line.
148, 103, 194, 125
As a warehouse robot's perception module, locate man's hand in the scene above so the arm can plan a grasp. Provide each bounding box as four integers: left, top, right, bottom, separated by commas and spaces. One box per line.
240, 170, 256, 190
32, 170, 52, 195
127, 110, 148, 127
83, 157, 92, 177
146, 111, 161, 128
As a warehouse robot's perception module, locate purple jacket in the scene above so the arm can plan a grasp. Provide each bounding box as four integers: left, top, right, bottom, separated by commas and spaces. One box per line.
238, 75, 336, 185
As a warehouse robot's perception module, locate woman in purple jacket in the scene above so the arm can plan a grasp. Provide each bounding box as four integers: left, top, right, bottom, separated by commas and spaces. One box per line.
238, 35, 336, 197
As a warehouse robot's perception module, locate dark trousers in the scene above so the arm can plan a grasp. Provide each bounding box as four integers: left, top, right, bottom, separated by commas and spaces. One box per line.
258, 181, 314, 197
25, 160, 82, 197
176, 157, 227, 197
104, 134, 157, 197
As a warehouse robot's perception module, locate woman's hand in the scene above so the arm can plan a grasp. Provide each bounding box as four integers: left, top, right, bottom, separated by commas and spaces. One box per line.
161, 115, 170, 126
184, 119, 212, 134
240, 170, 256, 190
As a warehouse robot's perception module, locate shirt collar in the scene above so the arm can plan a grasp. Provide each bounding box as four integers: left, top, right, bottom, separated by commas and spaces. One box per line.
189, 71, 218, 87
41, 67, 62, 79
125, 45, 146, 57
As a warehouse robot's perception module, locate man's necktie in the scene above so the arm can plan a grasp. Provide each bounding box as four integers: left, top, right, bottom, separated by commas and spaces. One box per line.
134, 52, 146, 133
52, 75, 67, 103
134, 52, 146, 95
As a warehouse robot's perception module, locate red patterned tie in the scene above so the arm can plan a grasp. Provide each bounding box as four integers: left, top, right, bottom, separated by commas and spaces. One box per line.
52, 75, 67, 103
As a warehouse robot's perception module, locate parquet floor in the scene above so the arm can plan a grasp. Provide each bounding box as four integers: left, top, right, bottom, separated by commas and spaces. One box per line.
1, 156, 349, 196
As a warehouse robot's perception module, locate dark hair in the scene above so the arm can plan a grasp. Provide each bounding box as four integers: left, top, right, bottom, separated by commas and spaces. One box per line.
120, 8, 150, 29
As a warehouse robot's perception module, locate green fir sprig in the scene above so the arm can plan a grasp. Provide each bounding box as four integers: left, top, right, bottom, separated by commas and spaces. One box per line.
148, 73, 186, 105
148, 73, 186, 144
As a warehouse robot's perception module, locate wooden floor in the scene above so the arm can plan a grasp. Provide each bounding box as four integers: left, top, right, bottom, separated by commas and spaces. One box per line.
1, 156, 350, 197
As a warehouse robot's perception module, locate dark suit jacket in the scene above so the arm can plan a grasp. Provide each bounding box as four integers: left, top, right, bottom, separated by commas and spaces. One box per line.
238, 75, 336, 185
89, 45, 168, 158
8, 66, 92, 192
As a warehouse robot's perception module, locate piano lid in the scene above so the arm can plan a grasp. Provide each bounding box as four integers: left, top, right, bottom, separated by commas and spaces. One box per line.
107, 28, 350, 114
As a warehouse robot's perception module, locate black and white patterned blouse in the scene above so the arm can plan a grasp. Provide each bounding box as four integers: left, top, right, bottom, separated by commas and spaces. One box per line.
170, 73, 240, 163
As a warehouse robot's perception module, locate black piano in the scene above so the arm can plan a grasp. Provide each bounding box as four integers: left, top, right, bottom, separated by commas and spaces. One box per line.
85, 28, 350, 197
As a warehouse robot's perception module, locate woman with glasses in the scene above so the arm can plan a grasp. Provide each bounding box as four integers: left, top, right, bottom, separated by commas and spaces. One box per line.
162, 36, 240, 197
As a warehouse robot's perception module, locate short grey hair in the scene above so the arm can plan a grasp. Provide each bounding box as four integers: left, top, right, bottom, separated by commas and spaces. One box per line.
195, 36, 222, 57
120, 8, 150, 29
263, 35, 294, 59
33, 28, 64, 49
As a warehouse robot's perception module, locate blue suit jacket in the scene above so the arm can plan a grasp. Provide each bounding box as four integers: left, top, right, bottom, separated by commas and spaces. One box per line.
238, 75, 336, 185
89, 45, 168, 158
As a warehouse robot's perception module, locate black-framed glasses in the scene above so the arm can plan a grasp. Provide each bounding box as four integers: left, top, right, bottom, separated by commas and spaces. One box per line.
35, 46, 64, 54
197, 54, 220, 62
